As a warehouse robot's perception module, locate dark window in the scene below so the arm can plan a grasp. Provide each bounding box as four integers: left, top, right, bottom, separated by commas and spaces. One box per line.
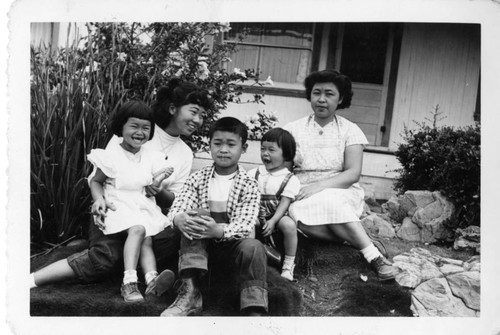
340, 23, 390, 84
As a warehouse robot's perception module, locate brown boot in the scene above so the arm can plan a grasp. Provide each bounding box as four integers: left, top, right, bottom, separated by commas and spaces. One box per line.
160, 277, 202, 316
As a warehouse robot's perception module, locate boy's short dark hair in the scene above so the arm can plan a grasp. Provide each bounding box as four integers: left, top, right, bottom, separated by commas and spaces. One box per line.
261, 127, 296, 162
110, 100, 155, 140
208, 117, 248, 145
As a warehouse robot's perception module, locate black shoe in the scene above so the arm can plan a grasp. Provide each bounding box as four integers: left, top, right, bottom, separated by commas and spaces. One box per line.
371, 256, 396, 281
160, 278, 202, 316
145, 269, 175, 296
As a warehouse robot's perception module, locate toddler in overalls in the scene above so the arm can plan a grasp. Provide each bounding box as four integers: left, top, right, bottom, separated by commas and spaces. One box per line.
249, 128, 300, 281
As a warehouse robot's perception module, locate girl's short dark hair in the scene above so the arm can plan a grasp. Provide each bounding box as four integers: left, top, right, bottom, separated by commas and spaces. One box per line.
152, 78, 213, 129
110, 100, 155, 140
261, 127, 296, 162
304, 69, 353, 109
208, 116, 248, 145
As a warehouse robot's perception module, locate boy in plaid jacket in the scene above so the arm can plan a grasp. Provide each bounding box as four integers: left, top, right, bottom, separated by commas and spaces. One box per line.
161, 117, 267, 316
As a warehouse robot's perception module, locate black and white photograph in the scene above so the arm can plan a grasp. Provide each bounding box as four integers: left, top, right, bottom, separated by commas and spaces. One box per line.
2, 0, 500, 334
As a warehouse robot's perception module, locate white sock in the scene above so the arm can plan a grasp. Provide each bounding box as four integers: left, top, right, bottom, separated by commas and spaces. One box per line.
282, 255, 295, 271
30, 273, 37, 288
123, 270, 138, 284
360, 244, 382, 263
144, 270, 158, 285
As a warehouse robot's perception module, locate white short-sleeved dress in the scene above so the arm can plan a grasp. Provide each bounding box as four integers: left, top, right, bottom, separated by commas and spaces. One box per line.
87, 144, 169, 236
284, 114, 368, 225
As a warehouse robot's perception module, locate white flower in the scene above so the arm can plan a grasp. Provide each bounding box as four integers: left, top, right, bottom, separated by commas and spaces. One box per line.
84, 61, 100, 73
197, 61, 210, 80
117, 52, 127, 62
233, 68, 247, 78
250, 114, 260, 122
174, 68, 183, 77
263, 75, 274, 86
245, 121, 256, 130
218, 22, 231, 33
222, 57, 232, 63
161, 68, 170, 77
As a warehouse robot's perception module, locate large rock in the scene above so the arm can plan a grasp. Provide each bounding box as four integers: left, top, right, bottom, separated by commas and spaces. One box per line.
361, 214, 396, 238
412, 192, 455, 243
454, 226, 480, 253
393, 248, 443, 288
393, 247, 480, 316
411, 277, 478, 317
396, 217, 421, 242
384, 191, 455, 243
447, 271, 480, 310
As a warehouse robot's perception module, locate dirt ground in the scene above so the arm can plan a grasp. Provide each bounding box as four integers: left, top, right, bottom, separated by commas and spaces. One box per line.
30, 235, 476, 317
292, 237, 476, 316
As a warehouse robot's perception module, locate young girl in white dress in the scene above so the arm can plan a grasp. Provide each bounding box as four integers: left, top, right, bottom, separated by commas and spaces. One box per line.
88, 100, 173, 302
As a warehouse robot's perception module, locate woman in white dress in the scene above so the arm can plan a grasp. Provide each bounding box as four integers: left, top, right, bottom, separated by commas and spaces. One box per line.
284, 70, 395, 280
31, 79, 213, 293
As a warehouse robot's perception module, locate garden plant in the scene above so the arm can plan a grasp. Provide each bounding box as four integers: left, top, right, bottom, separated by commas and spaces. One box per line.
30, 22, 268, 247
394, 107, 480, 231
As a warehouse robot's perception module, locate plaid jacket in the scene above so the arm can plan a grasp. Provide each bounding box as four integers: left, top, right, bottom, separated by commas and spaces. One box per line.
165, 164, 260, 241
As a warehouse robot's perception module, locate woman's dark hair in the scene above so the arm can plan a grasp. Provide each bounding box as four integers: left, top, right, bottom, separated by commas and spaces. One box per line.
261, 127, 296, 162
110, 100, 155, 140
304, 69, 353, 109
208, 116, 248, 145
151, 78, 213, 129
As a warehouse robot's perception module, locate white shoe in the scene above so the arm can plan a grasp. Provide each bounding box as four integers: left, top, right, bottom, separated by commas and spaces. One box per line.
281, 265, 295, 282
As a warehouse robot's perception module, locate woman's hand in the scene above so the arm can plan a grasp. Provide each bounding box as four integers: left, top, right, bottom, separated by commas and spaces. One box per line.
261, 219, 276, 237
296, 183, 326, 201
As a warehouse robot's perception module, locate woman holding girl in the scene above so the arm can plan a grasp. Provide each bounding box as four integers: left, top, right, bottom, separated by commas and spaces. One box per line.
30, 78, 213, 296
283, 69, 395, 280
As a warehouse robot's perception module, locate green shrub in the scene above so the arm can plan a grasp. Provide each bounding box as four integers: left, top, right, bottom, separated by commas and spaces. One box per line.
394, 111, 480, 229
30, 22, 267, 245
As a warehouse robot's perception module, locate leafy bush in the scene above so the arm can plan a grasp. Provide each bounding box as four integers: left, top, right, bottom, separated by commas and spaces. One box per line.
30, 22, 268, 245
394, 110, 480, 229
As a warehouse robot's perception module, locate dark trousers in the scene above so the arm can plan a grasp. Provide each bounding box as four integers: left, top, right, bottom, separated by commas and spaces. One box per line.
67, 222, 180, 282
178, 236, 268, 311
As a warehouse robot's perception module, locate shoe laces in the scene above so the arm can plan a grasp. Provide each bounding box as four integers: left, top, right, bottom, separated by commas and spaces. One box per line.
372, 256, 391, 269
172, 280, 192, 305
123, 282, 140, 294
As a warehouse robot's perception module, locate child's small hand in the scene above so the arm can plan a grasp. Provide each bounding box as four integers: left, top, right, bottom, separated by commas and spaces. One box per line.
145, 184, 162, 198
262, 219, 276, 237
152, 167, 175, 187
173, 212, 207, 240
190, 214, 222, 240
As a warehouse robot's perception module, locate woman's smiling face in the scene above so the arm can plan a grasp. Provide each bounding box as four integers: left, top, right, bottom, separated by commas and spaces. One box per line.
168, 103, 205, 137
310, 82, 343, 123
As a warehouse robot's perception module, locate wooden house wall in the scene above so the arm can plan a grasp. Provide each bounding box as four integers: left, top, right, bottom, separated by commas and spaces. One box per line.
389, 23, 480, 150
